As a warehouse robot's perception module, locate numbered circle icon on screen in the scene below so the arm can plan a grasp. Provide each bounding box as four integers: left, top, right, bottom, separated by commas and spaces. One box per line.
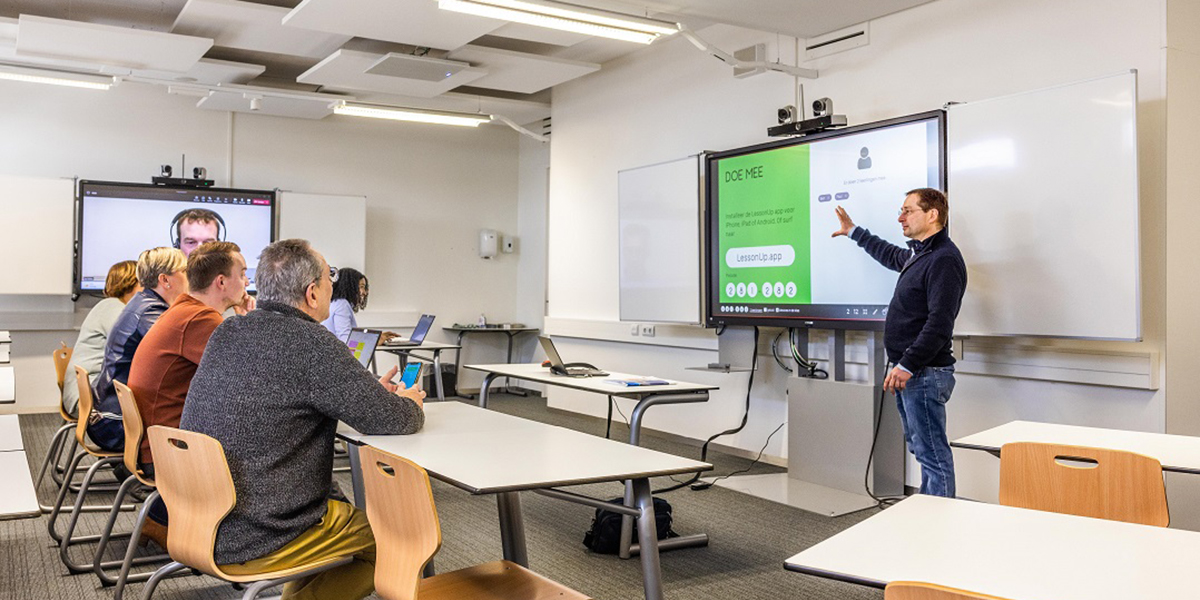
763, 282, 774, 298
725, 282, 736, 298
736, 283, 747, 297
785, 282, 797, 298
747, 282, 758, 298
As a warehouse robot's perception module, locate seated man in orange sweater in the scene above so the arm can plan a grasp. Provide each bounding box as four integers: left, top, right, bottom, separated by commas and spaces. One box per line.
128, 241, 253, 540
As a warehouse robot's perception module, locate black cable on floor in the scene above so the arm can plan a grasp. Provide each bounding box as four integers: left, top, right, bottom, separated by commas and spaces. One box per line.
864, 371, 904, 509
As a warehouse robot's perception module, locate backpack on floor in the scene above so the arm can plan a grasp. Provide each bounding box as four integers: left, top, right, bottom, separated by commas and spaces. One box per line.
583, 496, 678, 554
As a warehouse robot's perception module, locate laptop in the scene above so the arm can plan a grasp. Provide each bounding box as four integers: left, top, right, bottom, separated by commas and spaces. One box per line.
538, 336, 608, 377
384, 314, 436, 347
346, 328, 381, 368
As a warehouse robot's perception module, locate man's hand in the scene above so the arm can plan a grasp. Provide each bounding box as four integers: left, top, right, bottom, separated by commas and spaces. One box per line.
831, 206, 856, 238
378, 365, 399, 393
395, 381, 425, 409
883, 366, 912, 393
380, 331, 399, 344
232, 294, 256, 316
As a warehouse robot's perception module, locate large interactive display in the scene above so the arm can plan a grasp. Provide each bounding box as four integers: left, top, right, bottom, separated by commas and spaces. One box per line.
705, 111, 945, 329
77, 181, 276, 294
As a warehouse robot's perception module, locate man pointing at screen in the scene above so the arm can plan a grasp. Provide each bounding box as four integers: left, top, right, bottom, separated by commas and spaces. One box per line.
832, 188, 967, 497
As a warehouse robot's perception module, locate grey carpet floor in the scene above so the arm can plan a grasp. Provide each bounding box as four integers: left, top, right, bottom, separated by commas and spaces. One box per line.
3, 394, 885, 600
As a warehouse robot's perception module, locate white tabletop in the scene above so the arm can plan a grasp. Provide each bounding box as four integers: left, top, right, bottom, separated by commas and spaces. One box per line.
377, 340, 461, 351
952, 420, 1200, 474
339, 402, 711, 494
786, 494, 1200, 599
464, 363, 717, 398
0, 414, 21, 452
0, 451, 39, 518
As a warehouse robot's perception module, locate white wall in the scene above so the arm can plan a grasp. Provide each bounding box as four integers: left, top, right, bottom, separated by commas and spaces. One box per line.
0, 79, 524, 412
545, 0, 1173, 508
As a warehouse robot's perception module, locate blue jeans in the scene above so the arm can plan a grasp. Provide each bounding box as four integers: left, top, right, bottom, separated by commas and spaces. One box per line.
895, 365, 956, 497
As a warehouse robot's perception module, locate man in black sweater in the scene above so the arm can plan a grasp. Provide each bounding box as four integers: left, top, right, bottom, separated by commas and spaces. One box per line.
180, 239, 425, 600
833, 188, 966, 497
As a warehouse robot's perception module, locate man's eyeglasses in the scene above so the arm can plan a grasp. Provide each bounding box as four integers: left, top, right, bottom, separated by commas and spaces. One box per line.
898, 207, 926, 217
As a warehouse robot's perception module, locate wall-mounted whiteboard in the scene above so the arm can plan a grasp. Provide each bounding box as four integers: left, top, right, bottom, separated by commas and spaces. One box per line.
0, 175, 75, 295
618, 155, 702, 324
277, 191, 366, 272
949, 71, 1140, 340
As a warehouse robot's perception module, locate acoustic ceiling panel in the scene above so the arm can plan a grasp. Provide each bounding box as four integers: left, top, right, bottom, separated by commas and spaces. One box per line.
283, 0, 504, 51
366, 53, 471, 82
196, 89, 337, 119
16, 15, 213, 72
298, 49, 486, 98
172, 0, 351, 60
447, 45, 599, 94
135, 58, 266, 85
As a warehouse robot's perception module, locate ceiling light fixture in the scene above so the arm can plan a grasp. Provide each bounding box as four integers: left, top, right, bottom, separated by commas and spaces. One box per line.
333, 102, 491, 127
0, 64, 113, 90
437, 0, 679, 44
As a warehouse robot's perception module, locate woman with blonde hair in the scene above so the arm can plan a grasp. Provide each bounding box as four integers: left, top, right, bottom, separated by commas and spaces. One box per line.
61, 261, 141, 418
88, 247, 188, 451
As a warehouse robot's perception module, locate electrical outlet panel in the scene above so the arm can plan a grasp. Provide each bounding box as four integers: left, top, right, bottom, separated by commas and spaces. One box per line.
640, 324, 656, 337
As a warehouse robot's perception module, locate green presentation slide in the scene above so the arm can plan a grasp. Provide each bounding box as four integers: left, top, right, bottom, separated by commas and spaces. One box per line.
715, 146, 811, 304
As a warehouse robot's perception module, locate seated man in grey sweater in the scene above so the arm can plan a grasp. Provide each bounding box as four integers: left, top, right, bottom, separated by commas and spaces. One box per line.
180, 238, 424, 600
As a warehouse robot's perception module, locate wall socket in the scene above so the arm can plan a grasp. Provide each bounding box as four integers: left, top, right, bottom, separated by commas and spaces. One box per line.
640, 324, 656, 337
630, 324, 640, 336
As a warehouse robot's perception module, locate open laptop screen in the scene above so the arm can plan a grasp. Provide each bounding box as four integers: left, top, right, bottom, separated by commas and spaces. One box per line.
409, 314, 435, 343
346, 328, 381, 368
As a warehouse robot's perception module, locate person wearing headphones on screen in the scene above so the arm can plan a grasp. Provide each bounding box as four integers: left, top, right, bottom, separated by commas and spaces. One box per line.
172, 208, 225, 257
321, 268, 397, 344
832, 188, 967, 498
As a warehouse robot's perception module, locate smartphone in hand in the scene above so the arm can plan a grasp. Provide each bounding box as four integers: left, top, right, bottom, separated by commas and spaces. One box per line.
400, 362, 425, 389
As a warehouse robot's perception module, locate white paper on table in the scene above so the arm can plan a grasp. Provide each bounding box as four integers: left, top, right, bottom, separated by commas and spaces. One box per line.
0, 344, 8, 363
0, 366, 13, 402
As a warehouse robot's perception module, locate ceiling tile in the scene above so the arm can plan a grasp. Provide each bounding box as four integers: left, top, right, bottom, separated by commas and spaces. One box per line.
283, 0, 504, 51
196, 89, 337, 119
448, 45, 598, 94
16, 14, 212, 72
172, 0, 351, 60
136, 57, 266, 85
298, 49, 487, 98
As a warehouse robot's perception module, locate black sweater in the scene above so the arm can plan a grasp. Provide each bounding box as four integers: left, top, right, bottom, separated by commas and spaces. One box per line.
180, 301, 424, 564
851, 227, 967, 373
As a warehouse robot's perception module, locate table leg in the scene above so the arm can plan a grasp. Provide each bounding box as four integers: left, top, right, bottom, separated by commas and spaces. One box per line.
632, 478, 664, 600
432, 350, 445, 401
346, 443, 365, 510
478, 372, 499, 408
619, 479, 635, 560
496, 492, 529, 567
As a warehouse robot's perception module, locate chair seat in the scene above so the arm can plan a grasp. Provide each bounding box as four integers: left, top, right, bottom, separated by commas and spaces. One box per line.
420, 560, 590, 600
214, 555, 354, 583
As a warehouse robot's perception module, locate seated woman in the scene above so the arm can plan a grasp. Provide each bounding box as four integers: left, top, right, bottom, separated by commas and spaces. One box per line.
321, 267, 396, 343
62, 261, 140, 419
88, 248, 188, 451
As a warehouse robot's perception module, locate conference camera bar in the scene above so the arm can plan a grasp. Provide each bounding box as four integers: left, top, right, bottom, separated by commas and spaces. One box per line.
769, 97, 847, 138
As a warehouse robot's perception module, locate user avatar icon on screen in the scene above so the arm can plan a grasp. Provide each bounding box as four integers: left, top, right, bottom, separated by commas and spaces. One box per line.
858, 147, 872, 170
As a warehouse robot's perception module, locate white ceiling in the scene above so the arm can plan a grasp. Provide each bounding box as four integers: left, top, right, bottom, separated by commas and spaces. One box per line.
0, 0, 938, 124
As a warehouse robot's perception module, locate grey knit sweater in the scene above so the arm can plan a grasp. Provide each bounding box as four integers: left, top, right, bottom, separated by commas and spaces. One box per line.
179, 301, 424, 565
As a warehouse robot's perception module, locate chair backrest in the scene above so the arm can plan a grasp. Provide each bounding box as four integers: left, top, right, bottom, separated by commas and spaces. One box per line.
885, 581, 1012, 600
147, 425, 237, 577
999, 441, 1169, 527
52, 343, 72, 391
360, 445, 442, 600
73, 366, 95, 447
114, 381, 152, 485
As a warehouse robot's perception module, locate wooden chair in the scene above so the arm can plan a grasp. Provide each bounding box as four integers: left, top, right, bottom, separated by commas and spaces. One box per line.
140, 426, 354, 600
46, 366, 136, 553
360, 445, 590, 600
885, 581, 1013, 600
999, 441, 1169, 527
35, 343, 78, 493
85, 381, 171, 595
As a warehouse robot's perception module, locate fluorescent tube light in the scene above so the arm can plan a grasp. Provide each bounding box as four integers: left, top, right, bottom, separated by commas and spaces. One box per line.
438, 0, 679, 44
334, 103, 491, 127
0, 64, 113, 90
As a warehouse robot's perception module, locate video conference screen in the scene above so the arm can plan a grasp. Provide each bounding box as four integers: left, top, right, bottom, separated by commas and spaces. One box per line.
77, 181, 276, 293
705, 111, 945, 329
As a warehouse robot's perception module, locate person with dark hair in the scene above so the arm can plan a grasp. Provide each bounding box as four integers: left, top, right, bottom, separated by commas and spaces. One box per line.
172, 208, 223, 257
321, 267, 396, 343
180, 239, 424, 600
62, 261, 142, 418
832, 187, 966, 497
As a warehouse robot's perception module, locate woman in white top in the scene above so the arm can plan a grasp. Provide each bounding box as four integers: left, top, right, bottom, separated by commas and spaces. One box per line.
62, 261, 141, 417
321, 268, 397, 343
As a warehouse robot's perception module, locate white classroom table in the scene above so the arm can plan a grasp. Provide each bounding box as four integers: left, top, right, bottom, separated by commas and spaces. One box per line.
0, 414, 22, 452
374, 340, 461, 401
0, 451, 39, 519
338, 401, 712, 600
952, 420, 1200, 474
785, 494, 1200, 599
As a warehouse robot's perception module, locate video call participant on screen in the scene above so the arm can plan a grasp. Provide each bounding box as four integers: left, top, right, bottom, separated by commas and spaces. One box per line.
172, 208, 224, 257
832, 188, 967, 498
62, 261, 141, 419
127, 241, 248, 542
321, 268, 397, 343
180, 239, 424, 600
89, 248, 188, 452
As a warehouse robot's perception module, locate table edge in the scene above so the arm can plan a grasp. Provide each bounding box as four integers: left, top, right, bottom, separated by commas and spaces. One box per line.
783, 562, 887, 589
